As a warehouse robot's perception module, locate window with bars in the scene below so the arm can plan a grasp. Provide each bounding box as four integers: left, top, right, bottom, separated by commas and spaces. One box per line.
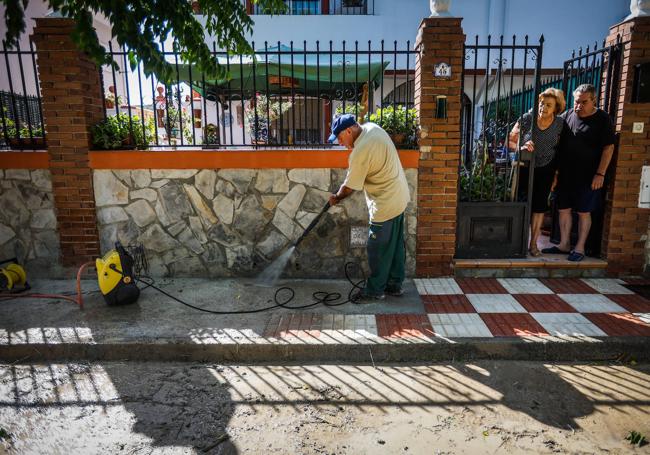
250, 0, 372, 15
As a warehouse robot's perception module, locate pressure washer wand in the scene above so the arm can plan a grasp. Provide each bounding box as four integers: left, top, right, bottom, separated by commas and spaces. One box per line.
293, 201, 331, 248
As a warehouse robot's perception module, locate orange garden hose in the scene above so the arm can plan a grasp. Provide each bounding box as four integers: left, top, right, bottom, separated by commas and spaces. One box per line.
0, 261, 96, 309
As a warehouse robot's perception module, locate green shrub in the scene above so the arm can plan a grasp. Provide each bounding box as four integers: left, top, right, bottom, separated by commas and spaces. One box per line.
368, 105, 418, 145
91, 113, 155, 150
335, 102, 365, 120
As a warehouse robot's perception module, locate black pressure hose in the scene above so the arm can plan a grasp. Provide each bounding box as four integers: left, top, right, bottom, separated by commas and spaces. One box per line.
134, 261, 365, 315
126, 201, 368, 314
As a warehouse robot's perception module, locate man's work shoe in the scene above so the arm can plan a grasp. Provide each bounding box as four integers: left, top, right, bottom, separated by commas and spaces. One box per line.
351, 289, 385, 303
385, 286, 404, 297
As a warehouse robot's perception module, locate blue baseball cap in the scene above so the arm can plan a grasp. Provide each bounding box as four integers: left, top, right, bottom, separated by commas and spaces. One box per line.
328, 114, 356, 143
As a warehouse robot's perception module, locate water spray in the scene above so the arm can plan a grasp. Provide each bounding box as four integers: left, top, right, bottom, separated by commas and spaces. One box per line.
256, 201, 331, 287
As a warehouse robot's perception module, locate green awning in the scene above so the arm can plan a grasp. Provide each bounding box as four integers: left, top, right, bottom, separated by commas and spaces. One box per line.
176, 44, 389, 100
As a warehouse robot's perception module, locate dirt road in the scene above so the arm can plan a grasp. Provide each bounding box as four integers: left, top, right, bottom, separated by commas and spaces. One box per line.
1, 361, 648, 454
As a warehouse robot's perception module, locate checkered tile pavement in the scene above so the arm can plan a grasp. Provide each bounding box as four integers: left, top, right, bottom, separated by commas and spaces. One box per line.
262, 278, 650, 341
419, 278, 650, 338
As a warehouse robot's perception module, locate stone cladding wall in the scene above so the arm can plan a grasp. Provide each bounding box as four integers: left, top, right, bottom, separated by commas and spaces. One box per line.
0, 169, 61, 274
94, 168, 418, 278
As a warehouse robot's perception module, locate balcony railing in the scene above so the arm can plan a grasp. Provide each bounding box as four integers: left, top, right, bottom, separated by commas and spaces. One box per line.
251, 0, 374, 15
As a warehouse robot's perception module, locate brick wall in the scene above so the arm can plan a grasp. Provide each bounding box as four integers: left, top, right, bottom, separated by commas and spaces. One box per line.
414, 18, 464, 276
31, 19, 103, 267
602, 17, 650, 276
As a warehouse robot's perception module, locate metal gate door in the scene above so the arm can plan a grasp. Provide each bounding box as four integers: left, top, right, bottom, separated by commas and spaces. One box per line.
456, 35, 544, 259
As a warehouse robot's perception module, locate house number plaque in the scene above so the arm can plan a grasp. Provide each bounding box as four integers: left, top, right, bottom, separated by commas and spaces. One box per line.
434, 62, 451, 78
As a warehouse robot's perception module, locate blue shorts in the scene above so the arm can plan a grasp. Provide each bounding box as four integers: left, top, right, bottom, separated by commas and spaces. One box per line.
556, 186, 602, 213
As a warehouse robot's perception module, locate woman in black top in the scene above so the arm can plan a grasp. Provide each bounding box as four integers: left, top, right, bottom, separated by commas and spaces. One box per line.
508, 88, 566, 257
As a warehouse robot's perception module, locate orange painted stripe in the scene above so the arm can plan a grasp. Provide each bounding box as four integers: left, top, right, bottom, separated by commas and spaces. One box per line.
89, 149, 420, 169
0, 152, 49, 169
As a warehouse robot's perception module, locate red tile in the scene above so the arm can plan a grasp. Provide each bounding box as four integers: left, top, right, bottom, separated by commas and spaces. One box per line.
376, 314, 434, 338
622, 278, 650, 286
263, 314, 282, 337
539, 278, 598, 294
513, 294, 578, 313
456, 278, 508, 294
480, 313, 549, 337
277, 314, 291, 333
583, 313, 650, 337
605, 294, 650, 313
423, 294, 476, 313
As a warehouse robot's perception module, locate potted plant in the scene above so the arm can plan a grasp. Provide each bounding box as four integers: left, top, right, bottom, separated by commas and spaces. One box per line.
335, 102, 367, 122
203, 123, 219, 147
13, 126, 45, 148
105, 92, 124, 109
91, 113, 155, 150
104, 86, 124, 109
0, 111, 16, 147
244, 93, 292, 144
1, 110, 46, 148
368, 105, 418, 147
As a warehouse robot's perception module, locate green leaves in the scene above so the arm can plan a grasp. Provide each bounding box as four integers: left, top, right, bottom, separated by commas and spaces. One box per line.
626, 431, 647, 447
368, 105, 418, 146
2, 0, 287, 82
91, 113, 155, 149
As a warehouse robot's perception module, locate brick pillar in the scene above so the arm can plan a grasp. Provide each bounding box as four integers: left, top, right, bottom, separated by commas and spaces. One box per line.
32, 18, 102, 267
414, 18, 464, 276
602, 16, 650, 276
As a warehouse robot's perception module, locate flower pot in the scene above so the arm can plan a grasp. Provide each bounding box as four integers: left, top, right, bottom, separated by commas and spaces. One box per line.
249, 123, 269, 145
389, 133, 406, 145
9, 137, 45, 149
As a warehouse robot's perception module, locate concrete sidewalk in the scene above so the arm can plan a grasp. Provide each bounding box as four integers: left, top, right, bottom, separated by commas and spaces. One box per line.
1, 277, 649, 363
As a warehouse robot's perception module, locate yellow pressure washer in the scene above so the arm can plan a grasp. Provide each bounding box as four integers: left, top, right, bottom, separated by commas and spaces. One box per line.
96, 242, 141, 306
0, 258, 29, 293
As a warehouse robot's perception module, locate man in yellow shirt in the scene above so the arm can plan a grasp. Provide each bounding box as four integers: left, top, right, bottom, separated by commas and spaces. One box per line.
328, 114, 410, 301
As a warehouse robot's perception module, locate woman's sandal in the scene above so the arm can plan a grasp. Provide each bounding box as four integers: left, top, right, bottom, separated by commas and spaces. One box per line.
529, 247, 542, 257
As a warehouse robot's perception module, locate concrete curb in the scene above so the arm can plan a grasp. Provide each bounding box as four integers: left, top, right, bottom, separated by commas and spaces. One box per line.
2, 337, 649, 363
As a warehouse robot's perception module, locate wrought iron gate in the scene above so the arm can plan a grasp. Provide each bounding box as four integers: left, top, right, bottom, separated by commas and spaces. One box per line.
549, 38, 623, 256
456, 35, 544, 259
456, 34, 623, 259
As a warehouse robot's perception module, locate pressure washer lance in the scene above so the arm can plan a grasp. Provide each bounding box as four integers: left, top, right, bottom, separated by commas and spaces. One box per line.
293, 201, 331, 248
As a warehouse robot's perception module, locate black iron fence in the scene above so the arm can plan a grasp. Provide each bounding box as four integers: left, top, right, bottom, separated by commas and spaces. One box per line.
486, 37, 623, 126
0, 41, 46, 150
460, 35, 544, 203
98, 40, 418, 149
251, 0, 374, 15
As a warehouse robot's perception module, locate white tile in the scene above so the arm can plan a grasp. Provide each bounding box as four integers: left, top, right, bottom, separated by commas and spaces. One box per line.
414, 279, 426, 295
466, 294, 527, 313
532, 313, 607, 337
558, 294, 627, 313
428, 313, 493, 338
497, 278, 553, 294
414, 278, 462, 295
581, 279, 634, 295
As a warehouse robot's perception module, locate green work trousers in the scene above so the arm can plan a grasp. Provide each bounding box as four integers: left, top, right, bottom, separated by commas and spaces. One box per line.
365, 212, 406, 296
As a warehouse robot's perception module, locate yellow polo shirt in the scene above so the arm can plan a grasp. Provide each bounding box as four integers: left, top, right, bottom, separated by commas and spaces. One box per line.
343, 122, 410, 222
